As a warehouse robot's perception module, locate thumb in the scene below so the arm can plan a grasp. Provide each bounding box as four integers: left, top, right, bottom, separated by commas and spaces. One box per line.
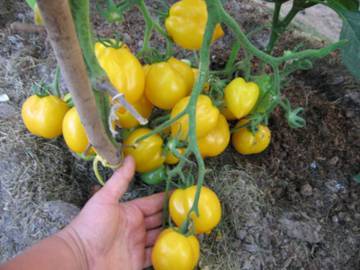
97, 155, 136, 202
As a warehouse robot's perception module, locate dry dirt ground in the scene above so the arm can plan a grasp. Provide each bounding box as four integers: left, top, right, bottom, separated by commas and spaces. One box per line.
1, 0, 360, 269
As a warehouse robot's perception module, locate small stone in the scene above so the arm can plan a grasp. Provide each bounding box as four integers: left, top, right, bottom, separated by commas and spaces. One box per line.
310, 161, 318, 170
332, 215, 339, 223
300, 183, 313, 197
328, 156, 339, 166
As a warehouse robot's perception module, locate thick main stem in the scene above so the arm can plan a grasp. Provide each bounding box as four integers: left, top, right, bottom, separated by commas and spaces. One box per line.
37, 0, 122, 165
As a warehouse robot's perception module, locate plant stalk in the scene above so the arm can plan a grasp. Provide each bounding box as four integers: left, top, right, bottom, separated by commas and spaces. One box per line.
37, 0, 122, 166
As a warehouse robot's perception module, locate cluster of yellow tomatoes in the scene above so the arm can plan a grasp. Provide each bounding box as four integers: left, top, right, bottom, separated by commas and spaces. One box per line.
22, 0, 272, 269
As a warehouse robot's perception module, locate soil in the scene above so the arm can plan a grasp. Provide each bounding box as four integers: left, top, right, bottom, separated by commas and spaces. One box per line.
1, 0, 359, 269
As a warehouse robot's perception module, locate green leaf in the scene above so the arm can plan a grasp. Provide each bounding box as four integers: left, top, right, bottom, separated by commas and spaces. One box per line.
25, 0, 36, 9
340, 11, 360, 80
336, 0, 359, 11
324, 1, 360, 80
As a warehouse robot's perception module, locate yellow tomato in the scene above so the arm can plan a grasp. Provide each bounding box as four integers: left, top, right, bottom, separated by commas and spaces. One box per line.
145, 57, 194, 110
115, 95, 153, 128
169, 185, 222, 234
232, 120, 271, 154
221, 107, 237, 121
224, 77, 260, 119
95, 42, 145, 103
152, 228, 200, 270
62, 107, 92, 153
165, 148, 185, 165
123, 128, 165, 173
165, 0, 224, 50
198, 114, 230, 157
171, 95, 219, 140
21, 95, 69, 139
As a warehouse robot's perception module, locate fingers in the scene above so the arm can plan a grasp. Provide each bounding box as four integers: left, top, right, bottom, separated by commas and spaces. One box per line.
144, 212, 162, 230
144, 247, 153, 269
131, 192, 164, 217
98, 156, 135, 202
146, 227, 162, 247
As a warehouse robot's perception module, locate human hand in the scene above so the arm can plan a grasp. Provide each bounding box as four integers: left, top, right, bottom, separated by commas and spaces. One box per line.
59, 156, 164, 270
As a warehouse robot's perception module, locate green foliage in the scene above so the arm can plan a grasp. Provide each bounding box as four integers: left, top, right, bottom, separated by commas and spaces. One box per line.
335, 0, 359, 10
25, 0, 36, 9
340, 11, 360, 80
323, 0, 360, 80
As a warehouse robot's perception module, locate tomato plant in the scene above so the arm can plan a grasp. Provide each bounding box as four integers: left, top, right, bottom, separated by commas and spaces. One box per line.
26, 0, 360, 268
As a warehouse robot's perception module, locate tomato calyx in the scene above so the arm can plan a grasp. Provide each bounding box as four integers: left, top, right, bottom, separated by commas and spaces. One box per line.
207, 76, 227, 107
97, 37, 123, 49
63, 93, 74, 107
32, 67, 62, 98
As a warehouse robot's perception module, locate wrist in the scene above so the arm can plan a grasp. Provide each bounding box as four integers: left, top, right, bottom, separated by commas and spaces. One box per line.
56, 226, 90, 270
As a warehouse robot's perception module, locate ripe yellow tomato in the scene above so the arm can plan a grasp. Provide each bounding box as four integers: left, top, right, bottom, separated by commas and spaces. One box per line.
165, 0, 224, 50
62, 107, 91, 153
171, 95, 219, 140
22, 95, 69, 139
169, 185, 222, 234
123, 128, 165, 173
232, 120, 271, 154
221, 107, 237, 121
224, 77, 260, 119
95, 42, 145, 103
198, 114, 230, 157
152, 228, 200, 270
115, 95, 153, 128
145, 57, 194, 110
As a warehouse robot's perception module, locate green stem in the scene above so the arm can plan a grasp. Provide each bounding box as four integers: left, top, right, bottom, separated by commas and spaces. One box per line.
277, 40, 346, 63
185, 0, 217, 217
136, 110, 187, 142
137, 0, 154, 52
223, 40, 241, 75
136, 0, 173, 58
266, 1, 282, 53
69, 0, 104, 79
